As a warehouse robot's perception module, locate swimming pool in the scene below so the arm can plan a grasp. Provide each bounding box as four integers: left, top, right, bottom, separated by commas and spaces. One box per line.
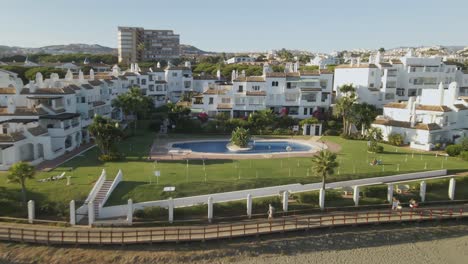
171, 140, 313, 154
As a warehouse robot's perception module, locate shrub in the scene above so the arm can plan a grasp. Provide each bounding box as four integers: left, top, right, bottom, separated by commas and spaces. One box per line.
445, 144, 463, 156
323, 129, 339, 136
225, 118, 249, 132
362, 185, 388, 198
99, 153, 123, 162
272, 128, 293, 135
134, 206, 167, 219
460, 137, 468, 151
460, 151, 468, 161
388, 133, 404, 146
368, 141, 384, 153
298, 192, 318, 203
174, 118, 202, 133
231, 127, 251, 147
252, 196, 281, 209
327, 120, 337, 129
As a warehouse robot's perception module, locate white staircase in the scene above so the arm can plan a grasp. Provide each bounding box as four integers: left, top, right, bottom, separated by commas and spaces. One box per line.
93, 180, 113, 218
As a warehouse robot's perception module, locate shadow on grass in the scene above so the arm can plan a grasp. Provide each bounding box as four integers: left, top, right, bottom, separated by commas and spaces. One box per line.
0, 187, 48, 218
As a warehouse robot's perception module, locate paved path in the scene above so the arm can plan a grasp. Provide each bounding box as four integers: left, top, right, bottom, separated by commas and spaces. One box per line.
100, 170, 448, 218
36, 142, 96, 171
0, 204, 466, 245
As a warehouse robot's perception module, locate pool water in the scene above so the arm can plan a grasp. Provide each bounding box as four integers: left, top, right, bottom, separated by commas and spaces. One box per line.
172, 140, 312, 154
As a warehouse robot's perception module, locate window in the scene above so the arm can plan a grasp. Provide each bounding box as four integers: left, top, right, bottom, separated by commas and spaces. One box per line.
310, 108, 314, 115
301, 93, 317, 102
238, 85, 243, 92
303, 108, 308, 115
81, 97, 85, 103
172, 72, 177, 77
288, 107, 299, 115
156, 85, 163, 91
209, 97, 214, 104
67, 99, 71, 106
252, 85, 260, 91
141, 79, 146, 85
149, 85, 154, 91
321, 93, 329, 102
369, 83, 375, 88
184, 81, 191, 88
271, 81, 278, 87
221, 98, 230, 103
396, 88, 405, 96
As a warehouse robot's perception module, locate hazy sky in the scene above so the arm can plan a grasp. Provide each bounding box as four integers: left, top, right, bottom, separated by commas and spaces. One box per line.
1, 0, 467, 52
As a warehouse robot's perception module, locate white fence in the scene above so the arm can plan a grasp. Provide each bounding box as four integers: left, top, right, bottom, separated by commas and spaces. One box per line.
99, 169, 447, 219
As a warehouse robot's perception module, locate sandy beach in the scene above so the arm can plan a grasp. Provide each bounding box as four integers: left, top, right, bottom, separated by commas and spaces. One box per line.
1, 221, 467, 264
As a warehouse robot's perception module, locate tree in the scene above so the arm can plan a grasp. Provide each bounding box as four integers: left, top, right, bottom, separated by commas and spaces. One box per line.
366, 127, 384, 153
351, 103, 378, 135
231, 127, 251, 148
333, 84, 357, 136
88, 115, 123, 159
248, 109, 275, 134
378, 47, 385, 53
8, 162, 35, 204
24, 67, 66, 80
112, 87, 154, 132
311, 150, 339, 190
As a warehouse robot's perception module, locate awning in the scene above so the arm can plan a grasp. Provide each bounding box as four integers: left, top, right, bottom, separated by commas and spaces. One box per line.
27, 96, 63, 100
190, 108, 204, 114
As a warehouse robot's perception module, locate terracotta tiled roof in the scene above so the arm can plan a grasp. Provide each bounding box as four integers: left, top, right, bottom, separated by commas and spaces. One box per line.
166, 66, 190, 71
300, 71, 320, 76
27, 126, 48, 136
66, 84, 81, 91
373, 118, 442, 131
453, 104, 468, 110
0, 132, 26, 142
88, 80, 103, 86
217, 103, 232, 109
0, 87, 16, 94
233, 76, 265, 82
266, 72, 286, 78
21, 87, 76, 95
104, 79, 114, 85
384, 102, 407, 109
81, 84, 94, 90
335, 64, 378, 69
416, 105, 452, 112
0, 107, 47, 116
379, 63, 393, 67
203, 89, 227, 95
193, 75, 217, 80
246, 91, 266, 96
123, 72, 137, 77
390, 59, 402, 64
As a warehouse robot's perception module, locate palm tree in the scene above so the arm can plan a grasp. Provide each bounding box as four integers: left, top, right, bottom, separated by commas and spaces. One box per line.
333, 84, 357, 136
311, 150, 339, 190
7, 162, 35, 204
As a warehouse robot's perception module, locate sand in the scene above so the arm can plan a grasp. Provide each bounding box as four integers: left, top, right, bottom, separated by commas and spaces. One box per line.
1, 221, 467, 264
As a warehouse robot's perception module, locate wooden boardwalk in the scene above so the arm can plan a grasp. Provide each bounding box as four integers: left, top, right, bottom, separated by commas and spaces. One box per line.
1, 205, 467, 245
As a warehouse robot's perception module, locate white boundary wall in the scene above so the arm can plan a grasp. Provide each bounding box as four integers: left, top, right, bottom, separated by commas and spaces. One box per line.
99, 169, 447, 219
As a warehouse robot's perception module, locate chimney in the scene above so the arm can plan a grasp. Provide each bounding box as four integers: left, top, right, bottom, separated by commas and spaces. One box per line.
438, 82, 444, 106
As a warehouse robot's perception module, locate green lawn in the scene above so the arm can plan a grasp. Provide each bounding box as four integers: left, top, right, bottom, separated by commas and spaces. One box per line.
1, 125, 467, 218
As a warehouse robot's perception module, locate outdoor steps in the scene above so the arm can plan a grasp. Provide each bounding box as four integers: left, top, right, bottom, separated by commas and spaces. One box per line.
93, 180, 114, 218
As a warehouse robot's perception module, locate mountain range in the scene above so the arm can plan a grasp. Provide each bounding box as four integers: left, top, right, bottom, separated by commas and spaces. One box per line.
0, 43, 214, 57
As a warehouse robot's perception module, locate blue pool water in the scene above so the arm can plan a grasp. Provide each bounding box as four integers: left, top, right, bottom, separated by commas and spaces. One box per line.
172, 140, 312, 154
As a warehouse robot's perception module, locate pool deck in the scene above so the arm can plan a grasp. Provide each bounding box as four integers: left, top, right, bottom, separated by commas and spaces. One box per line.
150, 136, 339, 160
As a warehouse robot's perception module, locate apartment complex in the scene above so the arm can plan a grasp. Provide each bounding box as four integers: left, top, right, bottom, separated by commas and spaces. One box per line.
334, 51, 461, 108
191, 63, 333, 119
372, 82, 468, 151
118, 27, 180, 63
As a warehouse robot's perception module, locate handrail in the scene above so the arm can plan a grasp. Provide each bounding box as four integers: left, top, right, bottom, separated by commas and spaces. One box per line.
0, 205, 466, 245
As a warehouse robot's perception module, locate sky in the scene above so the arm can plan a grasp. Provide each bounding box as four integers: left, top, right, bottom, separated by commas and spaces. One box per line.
1, 0, 467, 53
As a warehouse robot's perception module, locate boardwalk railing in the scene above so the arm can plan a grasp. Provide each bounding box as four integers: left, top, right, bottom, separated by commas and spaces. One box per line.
0, 206, 467, 245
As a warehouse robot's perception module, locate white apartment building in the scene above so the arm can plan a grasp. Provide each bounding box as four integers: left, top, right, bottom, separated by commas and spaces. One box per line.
225, 56, 255, 64
306, 55, 339, 69
372, 82, 468, 151
191, 64, 333, 119
334, 51, 461, 108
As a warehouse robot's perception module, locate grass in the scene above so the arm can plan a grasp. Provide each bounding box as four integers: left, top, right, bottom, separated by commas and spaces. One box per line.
0, 122, 467, 218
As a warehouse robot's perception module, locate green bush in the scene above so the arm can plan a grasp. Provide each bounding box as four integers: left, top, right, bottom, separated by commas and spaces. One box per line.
231, 127, 251, 147
298, 192, 318, 203
323, 129, 339, 136
460, 151, 468, 161
37, 201, 69, 219
174, 118, 202, 133
460, 137, 468, 151
272, 128, 293, 135
445, 144, 463, 156
252, 196, 281, 209
388, 133, 404, 146
134, 206, 167, 219
327, 120, 337, 129
98, 153, 123, 162
362, 185, 387, 198
368, 141, 384, 153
